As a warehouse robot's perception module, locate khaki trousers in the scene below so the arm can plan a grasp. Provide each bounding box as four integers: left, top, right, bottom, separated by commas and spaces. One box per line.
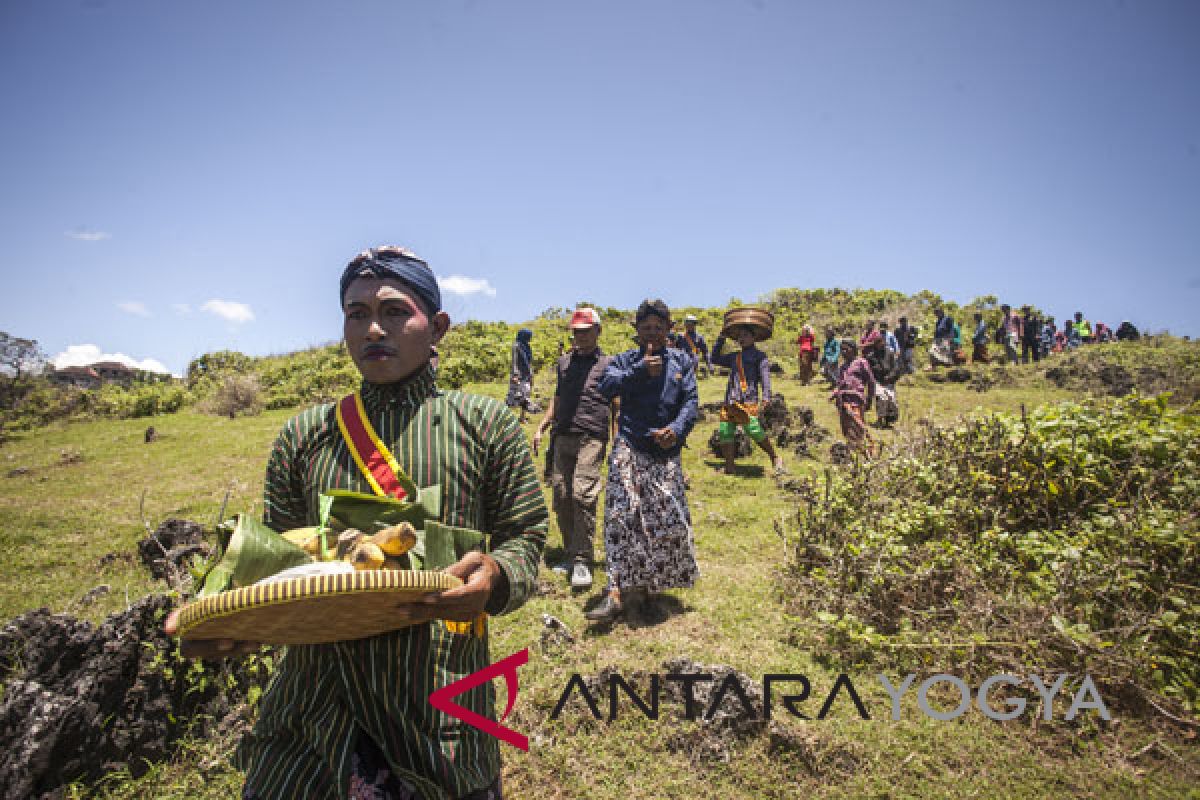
551, 432, 606, 563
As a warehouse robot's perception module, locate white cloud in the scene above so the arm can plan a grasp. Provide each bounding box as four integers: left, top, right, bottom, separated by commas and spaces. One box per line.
117, 300, 150, 317
171, 303, 192, 315
438, 274, 498, 298
65, 229, 111, 242
200, 299, 255, 324
51, 344, 170, 374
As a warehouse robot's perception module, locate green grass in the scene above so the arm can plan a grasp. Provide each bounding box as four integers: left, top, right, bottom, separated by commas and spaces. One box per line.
4, 355, 1199, 799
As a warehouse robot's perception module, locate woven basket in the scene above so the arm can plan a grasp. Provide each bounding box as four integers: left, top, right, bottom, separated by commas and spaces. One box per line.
176, 569, 461, 645
721, 307, 775, 341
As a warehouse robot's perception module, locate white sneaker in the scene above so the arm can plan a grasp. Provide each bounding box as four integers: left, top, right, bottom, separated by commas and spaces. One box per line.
570, 562, 593, 590
550, 563, 569, 576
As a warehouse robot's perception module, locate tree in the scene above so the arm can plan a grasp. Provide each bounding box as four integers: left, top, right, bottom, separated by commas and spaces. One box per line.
0, 331, 45, 384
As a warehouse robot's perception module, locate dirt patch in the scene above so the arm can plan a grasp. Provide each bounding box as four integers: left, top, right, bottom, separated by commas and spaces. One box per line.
138, 518, 211, 585
968, 366, 1015, 393
1042, 352, 1196, 402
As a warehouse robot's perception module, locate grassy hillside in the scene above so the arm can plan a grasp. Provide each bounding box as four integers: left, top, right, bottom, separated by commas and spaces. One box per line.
3, 336, 1198, 798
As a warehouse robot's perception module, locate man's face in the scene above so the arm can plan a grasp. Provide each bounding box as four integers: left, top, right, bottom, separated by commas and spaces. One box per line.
684, 321, 697, 333
635, 315, 670, 351
343, 277, 450, 384
571, 325, 600, 354
735, 327, 756, 348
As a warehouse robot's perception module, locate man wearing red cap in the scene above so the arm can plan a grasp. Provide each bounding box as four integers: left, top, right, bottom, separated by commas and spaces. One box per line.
533, 307, 615, 590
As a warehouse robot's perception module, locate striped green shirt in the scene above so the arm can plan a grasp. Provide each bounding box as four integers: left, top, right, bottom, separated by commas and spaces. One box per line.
236, 364, 547, 799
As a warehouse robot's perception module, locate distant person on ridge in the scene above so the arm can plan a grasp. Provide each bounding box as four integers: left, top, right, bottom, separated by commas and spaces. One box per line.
863, 330, 902, 428
678, 314, 712, 378
832, 338, 876, 456
1000, 304, 1022, 364
950, 316, 966, 364
880, 320, 900, 355
1021, 306, 1041, 363
796, 324, 817, 384
819, 326, 842, 385
506, 327, 535, 422
929, 307, 956, 368
712, 324, 787, 476
1116, 320, 1140, 341
971, 311, 990, 363
532, 307, 615, 592
1073, 311, 1092, 345
896, 315, 917, 374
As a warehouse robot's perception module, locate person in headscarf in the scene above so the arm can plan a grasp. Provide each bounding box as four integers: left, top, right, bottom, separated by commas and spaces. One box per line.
505, 327, 535, 422
796, 324, 817, 384
585, 298, 699, 625
831, 338, 876, 456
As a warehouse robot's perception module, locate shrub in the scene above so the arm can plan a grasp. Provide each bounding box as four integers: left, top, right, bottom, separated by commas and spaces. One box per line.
202, 374, 263, 418
781, 394, 1199, 716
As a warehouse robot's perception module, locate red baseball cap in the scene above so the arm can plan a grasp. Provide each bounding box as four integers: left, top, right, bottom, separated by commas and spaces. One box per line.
569, 308, 601, 329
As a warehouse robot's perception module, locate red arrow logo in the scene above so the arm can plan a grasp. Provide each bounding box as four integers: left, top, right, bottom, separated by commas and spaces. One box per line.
428, 647, 529, 751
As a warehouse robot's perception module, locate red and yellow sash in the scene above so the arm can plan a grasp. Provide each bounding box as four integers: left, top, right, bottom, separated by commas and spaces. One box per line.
684, 332, 698, 356
336, 391, 485, 637
336, 392, 409, 500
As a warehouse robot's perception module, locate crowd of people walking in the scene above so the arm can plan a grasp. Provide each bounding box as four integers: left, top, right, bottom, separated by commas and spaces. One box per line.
513, 301, 1142, 627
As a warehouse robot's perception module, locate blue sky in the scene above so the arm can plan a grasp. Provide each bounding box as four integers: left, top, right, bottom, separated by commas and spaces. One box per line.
1, 0, 1197, 376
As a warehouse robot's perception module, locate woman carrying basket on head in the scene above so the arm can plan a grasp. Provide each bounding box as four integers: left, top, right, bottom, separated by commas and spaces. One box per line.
711, 308, 786, 476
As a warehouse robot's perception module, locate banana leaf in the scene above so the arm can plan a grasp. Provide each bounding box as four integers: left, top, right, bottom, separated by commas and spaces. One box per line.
419, 520, 485, 571
321, 486, 442, 533
320, 490, 484, 571
195, 514, 313, 598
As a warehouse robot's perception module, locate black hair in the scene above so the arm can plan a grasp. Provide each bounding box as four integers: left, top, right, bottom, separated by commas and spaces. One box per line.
635, 298, 671, 325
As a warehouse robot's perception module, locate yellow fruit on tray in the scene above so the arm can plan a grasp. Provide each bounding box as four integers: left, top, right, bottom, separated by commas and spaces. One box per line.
371, 523, 417, 556
350, 541, 386, 571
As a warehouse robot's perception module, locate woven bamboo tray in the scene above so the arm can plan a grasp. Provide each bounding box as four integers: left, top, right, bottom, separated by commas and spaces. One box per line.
721, 307, 775, 341
175, 569, 461, 645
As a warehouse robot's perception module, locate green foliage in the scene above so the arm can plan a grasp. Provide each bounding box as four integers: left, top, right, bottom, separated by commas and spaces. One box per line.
185, 350, 252, 388
783, 394, 1200, 714
254, 344, 358, 409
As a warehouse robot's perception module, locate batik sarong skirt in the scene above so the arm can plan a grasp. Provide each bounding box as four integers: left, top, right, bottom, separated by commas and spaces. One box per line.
504, 378, 532, 410
603, 438, 699, 592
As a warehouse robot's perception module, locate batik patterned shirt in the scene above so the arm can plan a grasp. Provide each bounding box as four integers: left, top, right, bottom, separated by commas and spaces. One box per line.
237, 363, 547, 800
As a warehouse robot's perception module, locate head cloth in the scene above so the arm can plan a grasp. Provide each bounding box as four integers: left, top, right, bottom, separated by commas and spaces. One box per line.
339, 246, 442, 314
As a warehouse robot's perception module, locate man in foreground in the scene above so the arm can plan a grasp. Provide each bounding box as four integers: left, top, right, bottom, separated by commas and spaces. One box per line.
166, 246, 546, 800
533, 307, 614, 591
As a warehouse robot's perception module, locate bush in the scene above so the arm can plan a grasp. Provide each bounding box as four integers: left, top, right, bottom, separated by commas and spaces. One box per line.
202, 374, 263, 418
781, 394, 1199, 716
